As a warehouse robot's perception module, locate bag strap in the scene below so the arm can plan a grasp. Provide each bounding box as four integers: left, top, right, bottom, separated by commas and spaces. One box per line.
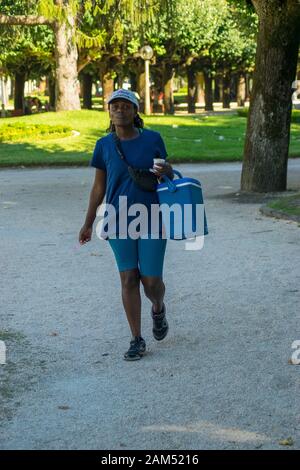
112, 128, 144, 168
112, 131, 130, 167
159, 170, 183, 193
172, 169, 183, 179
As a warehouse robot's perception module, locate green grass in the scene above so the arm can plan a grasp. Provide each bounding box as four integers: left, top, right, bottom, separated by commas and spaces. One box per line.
237, 107, 300, 123
0, 109, 300, 167
267, 193, 300, 217
173, 91, 188, 104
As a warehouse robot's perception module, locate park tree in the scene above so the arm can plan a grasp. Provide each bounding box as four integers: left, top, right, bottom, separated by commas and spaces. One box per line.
0, 0, 155, 111
124, 0, 224, 114
241, 0, 300, 192
227, 0, 257, 106
5, 42, 53, 111
129, 0, 256, 113
209, 1, 257, 108
76, 1, 159, 110
118, 9, 203, 114
174, 0, 229, 112
177, 0, 257, 111
0, 24, 54, 110
0, 0, 54, 110
0, 0, 81, 110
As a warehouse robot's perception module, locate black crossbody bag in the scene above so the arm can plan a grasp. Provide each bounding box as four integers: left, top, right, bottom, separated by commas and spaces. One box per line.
112, 130, 159, 192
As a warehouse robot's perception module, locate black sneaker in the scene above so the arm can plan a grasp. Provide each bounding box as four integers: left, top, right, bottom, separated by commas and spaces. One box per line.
151, 303, 168, 341
124, 336, 146, 361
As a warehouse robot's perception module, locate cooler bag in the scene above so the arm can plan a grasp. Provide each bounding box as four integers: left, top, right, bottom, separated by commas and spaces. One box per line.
156, 169, 208, 240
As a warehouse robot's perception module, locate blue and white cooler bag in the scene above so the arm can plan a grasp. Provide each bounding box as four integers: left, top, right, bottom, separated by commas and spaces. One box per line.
156, 169, 208, 240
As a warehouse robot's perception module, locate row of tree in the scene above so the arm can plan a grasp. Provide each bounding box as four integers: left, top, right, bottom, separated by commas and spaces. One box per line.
1, 0, 300, 194
0, 0, 258, 113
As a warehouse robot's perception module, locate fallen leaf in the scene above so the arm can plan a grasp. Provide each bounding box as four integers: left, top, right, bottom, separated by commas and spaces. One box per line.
279, 437, 294, 446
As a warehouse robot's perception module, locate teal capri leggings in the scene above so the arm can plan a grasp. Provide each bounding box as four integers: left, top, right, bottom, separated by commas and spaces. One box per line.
107, 236, 167, 277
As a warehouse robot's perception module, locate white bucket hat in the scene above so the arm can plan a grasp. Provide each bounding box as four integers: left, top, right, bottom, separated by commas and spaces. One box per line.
107, 89, 139, 111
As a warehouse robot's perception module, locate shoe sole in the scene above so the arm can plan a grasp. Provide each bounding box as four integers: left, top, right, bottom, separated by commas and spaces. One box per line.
123, 350, 146, 361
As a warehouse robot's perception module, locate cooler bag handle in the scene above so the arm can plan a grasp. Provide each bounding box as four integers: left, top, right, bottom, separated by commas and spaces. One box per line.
159, 169, 183, 193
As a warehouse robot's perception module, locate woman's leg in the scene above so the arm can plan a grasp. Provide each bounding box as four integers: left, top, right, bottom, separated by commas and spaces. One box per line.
138, 238, 167, 313
140, 275, 165, 314
139, 237, 169, 341
107, 238, 142, 337
119, 268, 142, 337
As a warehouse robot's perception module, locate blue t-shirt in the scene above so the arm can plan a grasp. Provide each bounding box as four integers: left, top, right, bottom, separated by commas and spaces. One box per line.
90, 128, 168, 238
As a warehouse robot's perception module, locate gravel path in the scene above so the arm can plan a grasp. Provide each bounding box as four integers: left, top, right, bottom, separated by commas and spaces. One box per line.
0, 160, 300, 450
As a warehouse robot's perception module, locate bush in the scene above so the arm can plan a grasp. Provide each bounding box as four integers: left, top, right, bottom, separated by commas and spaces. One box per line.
237, 107, 300, 123
0, 123, 73, 142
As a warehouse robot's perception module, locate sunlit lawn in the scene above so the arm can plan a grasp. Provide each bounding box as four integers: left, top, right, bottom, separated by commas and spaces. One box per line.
0, 109, 300, 167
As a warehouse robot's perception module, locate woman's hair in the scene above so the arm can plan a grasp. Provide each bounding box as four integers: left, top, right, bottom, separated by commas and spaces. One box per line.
106, 105, 144, 133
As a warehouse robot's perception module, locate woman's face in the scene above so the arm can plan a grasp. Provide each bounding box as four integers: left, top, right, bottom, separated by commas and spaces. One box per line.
109, 99, 137, 127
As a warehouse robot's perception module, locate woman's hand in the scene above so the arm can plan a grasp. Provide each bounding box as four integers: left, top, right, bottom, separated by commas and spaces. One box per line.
79, 224, 93, 245
152, 162, 174, 181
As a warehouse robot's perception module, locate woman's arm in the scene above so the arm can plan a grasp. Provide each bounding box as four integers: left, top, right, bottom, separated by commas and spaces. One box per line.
79, 169, 106, 244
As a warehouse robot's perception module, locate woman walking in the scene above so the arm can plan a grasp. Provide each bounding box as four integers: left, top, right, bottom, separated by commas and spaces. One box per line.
79, 89, 174, 361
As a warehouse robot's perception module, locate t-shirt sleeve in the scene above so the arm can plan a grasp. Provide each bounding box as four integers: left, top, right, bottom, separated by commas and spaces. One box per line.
90, 140, 106, 171
155, 133, 168, 161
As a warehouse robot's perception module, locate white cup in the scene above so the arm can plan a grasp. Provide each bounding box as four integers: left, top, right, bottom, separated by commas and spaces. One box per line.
149, 158, 166, 174
153, 158, 165, 166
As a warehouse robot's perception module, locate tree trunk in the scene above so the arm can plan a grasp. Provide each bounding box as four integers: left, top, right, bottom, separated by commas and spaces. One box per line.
195, 71, 205, 105
214, 77, 222, 102
0, 10, 80, 112
117, 73, 123, 89
231, 74, 237, 102
137, 68, 146, 113
0, 15, 49, 25
113, 75, 118, 90
82, 73, 93, 109
245, 72, 252, 101
53, 14, 80, 111
187, 65, 196, 113
9, 77, 14, 100
14, 71, 25, 111
0, 76, 9, 107
241, 0, 300, 192
203, 71, 213, 111
237, 72, 246, 107
101, 71, 114, 111
163, 63, 174, 115
48, 74, 56, 110
222, 70, 231, 109
129, 71, 138, 92
137, 69, 145, 97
